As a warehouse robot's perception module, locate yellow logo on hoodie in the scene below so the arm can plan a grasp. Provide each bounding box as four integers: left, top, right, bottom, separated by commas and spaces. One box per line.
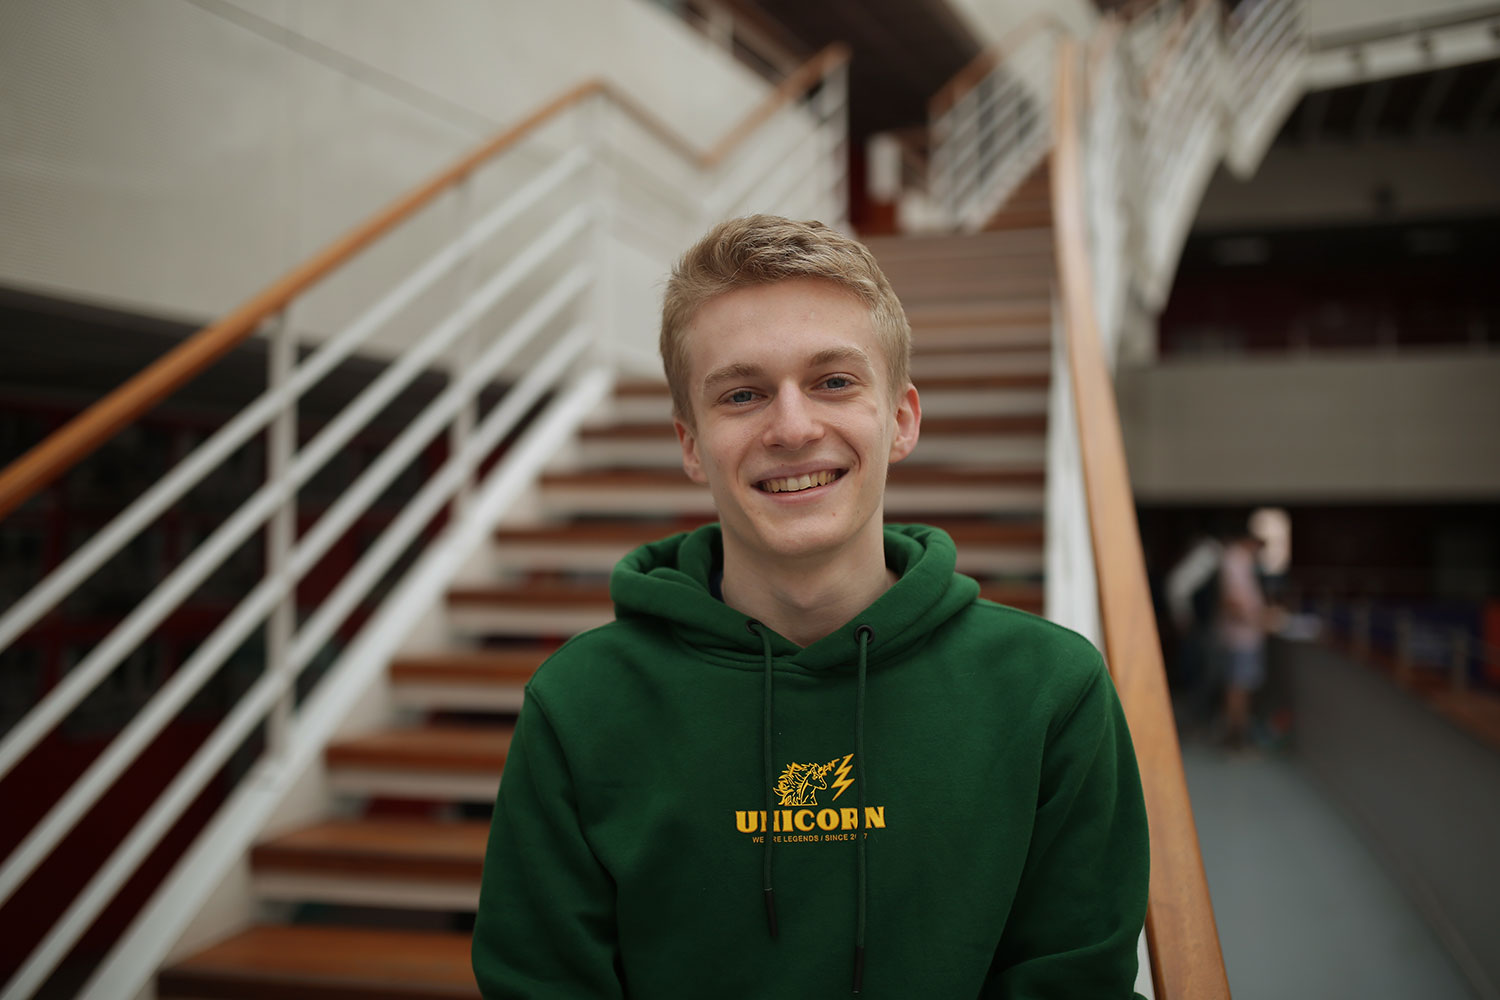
735, 753, 886, 842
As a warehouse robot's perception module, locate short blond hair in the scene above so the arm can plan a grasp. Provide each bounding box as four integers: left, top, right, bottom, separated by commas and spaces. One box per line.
660, 215, 911, 426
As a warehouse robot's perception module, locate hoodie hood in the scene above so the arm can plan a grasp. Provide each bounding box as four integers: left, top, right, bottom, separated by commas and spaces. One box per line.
610, 522, 981, 670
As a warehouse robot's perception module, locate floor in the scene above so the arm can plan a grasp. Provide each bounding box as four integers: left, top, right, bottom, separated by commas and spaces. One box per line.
1182, 742, 1477, 1000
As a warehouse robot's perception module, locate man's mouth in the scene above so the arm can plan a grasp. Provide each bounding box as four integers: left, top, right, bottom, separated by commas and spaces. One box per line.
756, 470, 844, 494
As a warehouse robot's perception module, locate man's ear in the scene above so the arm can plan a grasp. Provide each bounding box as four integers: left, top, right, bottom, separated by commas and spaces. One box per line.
674, 416, 709, 484
888, 383, 921, 464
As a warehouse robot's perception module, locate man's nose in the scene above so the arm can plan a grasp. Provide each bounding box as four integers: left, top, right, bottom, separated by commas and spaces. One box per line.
763, 389, 822, 449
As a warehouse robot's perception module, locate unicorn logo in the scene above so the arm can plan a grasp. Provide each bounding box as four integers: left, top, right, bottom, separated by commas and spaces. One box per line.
773, 755, 854, 806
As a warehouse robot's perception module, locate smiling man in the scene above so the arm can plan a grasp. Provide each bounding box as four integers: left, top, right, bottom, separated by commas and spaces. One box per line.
473, 216, 1149, 999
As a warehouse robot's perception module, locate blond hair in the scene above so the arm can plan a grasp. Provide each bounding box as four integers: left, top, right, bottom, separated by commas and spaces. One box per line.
660, 215, 911, 426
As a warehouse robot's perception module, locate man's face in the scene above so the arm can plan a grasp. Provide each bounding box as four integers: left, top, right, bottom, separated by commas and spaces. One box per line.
673, 277, 920, 571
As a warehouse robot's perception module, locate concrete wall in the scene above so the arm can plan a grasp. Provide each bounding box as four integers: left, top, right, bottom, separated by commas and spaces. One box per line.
1117, 350, 1500, 502
0, 0, 767, 348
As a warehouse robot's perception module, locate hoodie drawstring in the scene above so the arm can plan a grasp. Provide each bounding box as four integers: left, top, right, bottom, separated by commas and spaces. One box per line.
748, 620, 778, 938
749, 619, 873, 995
852, 623, 872, 995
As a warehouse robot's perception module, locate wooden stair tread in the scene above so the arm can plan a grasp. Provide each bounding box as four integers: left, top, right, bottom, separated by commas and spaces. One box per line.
326, 725, 512, 773
581, 414, 1047, 439
542, 466, 1045, 488
253, 819, 488, 880
158, 924, 476, 999
905, 301, 1052, 325
390, 648, 550, 684
911, 339, 1050, 356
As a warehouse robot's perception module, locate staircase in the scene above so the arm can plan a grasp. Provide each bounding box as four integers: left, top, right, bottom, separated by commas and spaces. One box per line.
154, 211, 1060, 996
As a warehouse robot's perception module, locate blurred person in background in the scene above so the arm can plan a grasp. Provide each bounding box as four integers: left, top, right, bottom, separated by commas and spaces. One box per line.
1217, 530, 1269, 750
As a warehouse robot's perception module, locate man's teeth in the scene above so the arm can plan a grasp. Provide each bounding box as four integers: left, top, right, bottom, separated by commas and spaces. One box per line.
760, 470, 838, 493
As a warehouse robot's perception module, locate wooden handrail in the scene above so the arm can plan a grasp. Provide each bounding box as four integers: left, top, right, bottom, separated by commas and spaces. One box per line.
928, 12, 1070, 119
1049, 38, 1231, 1000
0, 44, 850, 524
701, 43, 850, 168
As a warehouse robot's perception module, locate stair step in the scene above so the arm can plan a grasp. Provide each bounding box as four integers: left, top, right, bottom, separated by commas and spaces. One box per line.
488, 517, 1043, 576
326, 725, 512, 802
449, 581, 1044, 634
389, 648, 552, 709
537, 466, 1046, 518
889, 274, 1053, 302
905, 298, 1051, 328
158, 924, 477, 999
448, 582, 614, 637
251, 818, 487, 910
984, 206, 1054, 231
911, 350, 1050, 378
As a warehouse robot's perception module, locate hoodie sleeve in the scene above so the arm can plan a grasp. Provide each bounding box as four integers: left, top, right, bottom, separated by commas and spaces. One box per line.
985, 652, 1151, 999
472, 691, 624, 1000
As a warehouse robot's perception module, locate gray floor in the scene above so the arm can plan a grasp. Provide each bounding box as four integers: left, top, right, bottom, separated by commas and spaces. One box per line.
1182, 743, 1477, 1000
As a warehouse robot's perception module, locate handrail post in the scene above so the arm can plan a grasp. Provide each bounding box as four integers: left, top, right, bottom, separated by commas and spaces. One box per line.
449, 176, 480, 519
264, 310, 296, 756
816, 59, 851, 227
580, 90, 615, 368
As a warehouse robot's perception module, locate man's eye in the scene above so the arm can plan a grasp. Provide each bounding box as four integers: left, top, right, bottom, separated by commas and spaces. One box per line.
822, 376, 851, 390
728, 389, 756, 404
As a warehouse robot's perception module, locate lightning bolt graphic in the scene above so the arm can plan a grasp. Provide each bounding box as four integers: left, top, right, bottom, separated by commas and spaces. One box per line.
830, 754, 855, 802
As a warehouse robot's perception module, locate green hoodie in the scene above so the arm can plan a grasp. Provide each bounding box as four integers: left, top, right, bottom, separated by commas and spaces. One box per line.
473, 523, 1148, 998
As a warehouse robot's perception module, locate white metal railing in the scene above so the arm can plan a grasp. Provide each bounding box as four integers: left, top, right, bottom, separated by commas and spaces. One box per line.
927, 0, 1306, 343
0, 58, 847, 1000
930, 27, 1057, 230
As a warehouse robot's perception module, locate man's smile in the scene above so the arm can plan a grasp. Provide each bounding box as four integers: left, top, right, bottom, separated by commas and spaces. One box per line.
756, 469, 845, 494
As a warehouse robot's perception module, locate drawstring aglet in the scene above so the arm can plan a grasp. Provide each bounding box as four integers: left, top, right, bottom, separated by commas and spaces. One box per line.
763, 887, 779, 938
852, 945, 866, 994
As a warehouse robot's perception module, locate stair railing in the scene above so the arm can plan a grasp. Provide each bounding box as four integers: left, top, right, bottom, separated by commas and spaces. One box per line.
923, 3, 1308, 998
0, 44, 848, 1000
928, 0, 1305, 333
928, 13, 1066, 230
1052, 35, 1233, 1000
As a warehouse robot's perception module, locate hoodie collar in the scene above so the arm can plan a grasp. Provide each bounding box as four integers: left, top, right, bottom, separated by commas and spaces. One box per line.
610, 523, 979, 671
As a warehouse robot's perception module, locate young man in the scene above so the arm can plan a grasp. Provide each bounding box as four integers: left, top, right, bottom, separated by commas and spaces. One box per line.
473, 216, 1148, 998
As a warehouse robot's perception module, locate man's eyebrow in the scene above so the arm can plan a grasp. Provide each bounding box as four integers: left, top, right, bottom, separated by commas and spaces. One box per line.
807, 346, 875, 370
701, 362, 765, 392
699, 347, 875, 393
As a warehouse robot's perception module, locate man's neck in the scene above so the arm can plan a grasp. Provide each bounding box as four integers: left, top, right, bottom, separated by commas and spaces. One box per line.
720, 524, 894, 648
